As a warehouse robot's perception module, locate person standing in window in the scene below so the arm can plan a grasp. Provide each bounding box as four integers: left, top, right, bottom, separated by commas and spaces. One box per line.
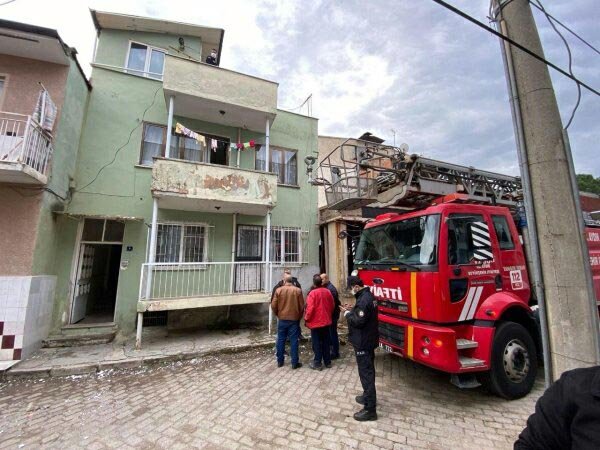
205, 48, 218, 65
304, 275, 334, 370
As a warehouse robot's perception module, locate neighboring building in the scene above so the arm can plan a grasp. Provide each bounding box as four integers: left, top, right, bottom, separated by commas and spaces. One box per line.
46, 11, 319, 346
317, 134, 406, 293
0, 20, 90, 366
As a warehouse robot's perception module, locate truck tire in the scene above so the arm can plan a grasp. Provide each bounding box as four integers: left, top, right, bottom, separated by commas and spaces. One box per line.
480, 321, 537, 399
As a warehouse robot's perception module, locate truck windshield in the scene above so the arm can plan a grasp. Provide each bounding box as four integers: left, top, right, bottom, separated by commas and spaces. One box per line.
355, 214, 440, 266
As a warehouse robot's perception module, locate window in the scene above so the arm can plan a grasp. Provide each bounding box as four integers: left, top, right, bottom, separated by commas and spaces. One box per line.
255, 146, 298, 185
267, 227, 303, 264
82, 219, 125, 243
492, 215, 515, 250
156, 224, 208, 263
236, 225, 263, 260
141, 123, 167, 165
446, 214, 485, 265
126, 42, 166, 79
355, 215, 440, 266
139, 123, 229, 166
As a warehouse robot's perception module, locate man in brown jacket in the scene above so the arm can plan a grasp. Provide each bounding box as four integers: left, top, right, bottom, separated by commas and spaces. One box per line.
272, 274, 304, 369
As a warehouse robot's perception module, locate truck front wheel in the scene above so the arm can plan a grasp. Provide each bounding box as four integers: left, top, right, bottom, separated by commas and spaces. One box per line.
480, 321, 538, 399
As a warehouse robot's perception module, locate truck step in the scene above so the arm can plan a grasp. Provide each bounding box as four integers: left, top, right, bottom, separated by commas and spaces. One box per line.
456, 339, 478, 350
459, 356, 486, 368
450, 374, 481, 389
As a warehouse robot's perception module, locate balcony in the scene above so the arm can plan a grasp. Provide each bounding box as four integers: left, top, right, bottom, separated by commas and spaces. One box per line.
0, 112, 52, 185
151, 158, 277, 215
162, 55, 278, 133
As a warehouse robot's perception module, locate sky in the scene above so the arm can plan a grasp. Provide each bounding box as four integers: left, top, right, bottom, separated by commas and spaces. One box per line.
2, 0, 599, 176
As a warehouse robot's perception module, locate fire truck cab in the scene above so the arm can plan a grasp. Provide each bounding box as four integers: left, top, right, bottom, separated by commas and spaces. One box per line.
355, 196, 538, 399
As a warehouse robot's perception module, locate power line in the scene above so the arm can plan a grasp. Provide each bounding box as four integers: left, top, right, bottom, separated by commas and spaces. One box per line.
76, 84, 162, 193
532, 0, 581, 130
431, 0, 600, 98
0, 0, 18, 6
529, 0, 600, 57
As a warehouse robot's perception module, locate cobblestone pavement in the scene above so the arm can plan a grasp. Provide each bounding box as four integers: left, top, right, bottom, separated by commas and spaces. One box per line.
0, 343, 542, 450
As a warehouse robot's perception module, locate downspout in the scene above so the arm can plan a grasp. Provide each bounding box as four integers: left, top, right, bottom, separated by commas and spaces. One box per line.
228, 213, 238, 322
236, 128, 241, 168
266, 209, 272, 334
497, 13, 551, 387
165, 96, 174, 158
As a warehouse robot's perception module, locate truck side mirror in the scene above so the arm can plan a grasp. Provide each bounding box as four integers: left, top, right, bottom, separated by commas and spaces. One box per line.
468, 221, 494, 261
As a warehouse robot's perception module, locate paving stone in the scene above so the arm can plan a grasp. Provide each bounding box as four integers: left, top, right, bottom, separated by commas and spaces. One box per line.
0, 346, 542, 449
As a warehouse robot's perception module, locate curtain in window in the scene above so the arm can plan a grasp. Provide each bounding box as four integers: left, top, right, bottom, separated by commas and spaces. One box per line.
141, 125, 165, 165
182, 136, 204, 162
127, 43, 147, 75
156, 224, 181, 263
183, 226, 205, 262
284, 150, 297, 185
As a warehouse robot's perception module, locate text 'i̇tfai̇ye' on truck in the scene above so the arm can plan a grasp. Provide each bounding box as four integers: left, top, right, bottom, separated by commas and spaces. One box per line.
310, 138, 600, 399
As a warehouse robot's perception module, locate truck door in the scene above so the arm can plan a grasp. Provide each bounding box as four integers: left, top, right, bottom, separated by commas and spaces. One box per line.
490, 214, 530, 300
444, 213, 498, 322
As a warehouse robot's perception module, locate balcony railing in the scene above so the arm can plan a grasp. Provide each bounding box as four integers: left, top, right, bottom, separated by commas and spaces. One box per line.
139, 261, 275, 302
0, 112, 53, 177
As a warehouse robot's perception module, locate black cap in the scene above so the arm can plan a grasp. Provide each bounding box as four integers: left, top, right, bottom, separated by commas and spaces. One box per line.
347, 276, 364, 288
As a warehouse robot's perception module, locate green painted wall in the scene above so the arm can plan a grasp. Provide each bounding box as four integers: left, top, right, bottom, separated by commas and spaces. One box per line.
51, 29, 319, 335
31, 59, 90, 277
94, 29, 203, 68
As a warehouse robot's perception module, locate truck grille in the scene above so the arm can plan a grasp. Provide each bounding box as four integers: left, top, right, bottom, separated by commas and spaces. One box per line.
379, 322, 405, 349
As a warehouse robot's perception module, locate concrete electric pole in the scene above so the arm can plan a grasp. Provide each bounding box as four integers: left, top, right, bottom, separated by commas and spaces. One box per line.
493, 0, 600, 381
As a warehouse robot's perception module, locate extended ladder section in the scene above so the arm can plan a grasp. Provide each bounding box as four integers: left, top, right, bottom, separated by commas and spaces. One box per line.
314, 138, 522, 210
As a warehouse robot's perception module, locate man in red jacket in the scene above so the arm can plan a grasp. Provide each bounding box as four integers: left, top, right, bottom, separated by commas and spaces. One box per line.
304, 274, 335, 370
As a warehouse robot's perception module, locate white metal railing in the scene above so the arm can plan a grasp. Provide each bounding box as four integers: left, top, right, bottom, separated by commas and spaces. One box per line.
139, 261, 274, 301
0, 112, 53, 175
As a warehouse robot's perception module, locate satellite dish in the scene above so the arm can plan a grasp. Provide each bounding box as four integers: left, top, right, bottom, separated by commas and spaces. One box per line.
400, 143, 409, 152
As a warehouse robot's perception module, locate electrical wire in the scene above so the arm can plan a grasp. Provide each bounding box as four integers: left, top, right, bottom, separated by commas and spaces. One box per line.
76, 84, 162, 193
532, 0, 581, 130
529, 1, 600, 57
431, 0, 600, 98
0, 0, 17, 6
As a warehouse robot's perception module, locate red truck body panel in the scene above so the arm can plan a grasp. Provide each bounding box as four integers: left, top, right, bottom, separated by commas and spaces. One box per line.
586, 227, 600, 308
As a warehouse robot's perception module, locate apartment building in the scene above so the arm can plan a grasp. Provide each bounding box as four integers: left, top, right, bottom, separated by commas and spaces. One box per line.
0, 20, 90, 366
44, 11, 319, 347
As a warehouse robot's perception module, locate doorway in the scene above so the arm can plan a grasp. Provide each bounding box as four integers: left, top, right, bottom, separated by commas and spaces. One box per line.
234, 225, 263, 292
70, 219, 125, 325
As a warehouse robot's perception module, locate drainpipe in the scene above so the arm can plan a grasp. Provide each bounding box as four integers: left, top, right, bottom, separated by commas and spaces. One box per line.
165, 96, 175, 158
229, 213, 238, 307
497, 15, 551, 387
266, 209, 272, 334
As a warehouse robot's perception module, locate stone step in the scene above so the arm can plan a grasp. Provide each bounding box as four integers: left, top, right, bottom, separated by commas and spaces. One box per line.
456, 338, 478, 350
43, 331, 116, 348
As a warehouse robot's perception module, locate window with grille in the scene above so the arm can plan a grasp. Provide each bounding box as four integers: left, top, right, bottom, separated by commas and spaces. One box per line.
155, 223, 208, 263
255, 146, 298, 186
267, 227, 303, 264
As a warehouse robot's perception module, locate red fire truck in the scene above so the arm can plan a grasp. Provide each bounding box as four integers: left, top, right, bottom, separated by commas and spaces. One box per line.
314, 138, 600, 399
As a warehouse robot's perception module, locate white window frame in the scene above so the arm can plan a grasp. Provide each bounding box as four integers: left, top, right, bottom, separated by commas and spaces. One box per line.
266, 226, 307, 266
124, 41, 167, 80
0, 74, 7, 110
154, 222, 210, 267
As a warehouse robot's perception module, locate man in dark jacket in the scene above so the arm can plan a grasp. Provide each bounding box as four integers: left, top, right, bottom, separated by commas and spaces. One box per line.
341, 275, 379, 421
271, 269, 302, 301
205, 48, 218, 65
321, 273, 341, 359
514, 366, 600, 449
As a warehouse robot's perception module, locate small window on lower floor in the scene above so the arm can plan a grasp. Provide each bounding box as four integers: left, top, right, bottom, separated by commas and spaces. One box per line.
267, 227, 305, 264
156, 223, 208, 263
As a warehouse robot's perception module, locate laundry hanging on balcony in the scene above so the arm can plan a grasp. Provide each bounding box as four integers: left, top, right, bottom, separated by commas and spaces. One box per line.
32, 89, 57, 132
229, 139, 256, 151
175, 122, 206, 145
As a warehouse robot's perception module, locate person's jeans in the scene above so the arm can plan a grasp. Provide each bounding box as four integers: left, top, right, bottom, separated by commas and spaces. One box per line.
276, 320, 300, 365
329, 316, 340, 357
311, 326, 331, 366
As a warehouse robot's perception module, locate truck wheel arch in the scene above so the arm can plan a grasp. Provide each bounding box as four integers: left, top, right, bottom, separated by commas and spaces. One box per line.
475, 292, 541, 357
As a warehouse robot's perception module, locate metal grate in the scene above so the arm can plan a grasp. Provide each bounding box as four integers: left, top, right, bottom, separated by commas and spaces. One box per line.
378, 322, 405, 349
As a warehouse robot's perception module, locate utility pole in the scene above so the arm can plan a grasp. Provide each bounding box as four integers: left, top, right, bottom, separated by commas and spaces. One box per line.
493, 0, 600, 381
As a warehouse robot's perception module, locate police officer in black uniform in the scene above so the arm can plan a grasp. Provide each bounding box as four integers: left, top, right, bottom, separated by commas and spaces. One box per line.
341, 275, 379, 421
